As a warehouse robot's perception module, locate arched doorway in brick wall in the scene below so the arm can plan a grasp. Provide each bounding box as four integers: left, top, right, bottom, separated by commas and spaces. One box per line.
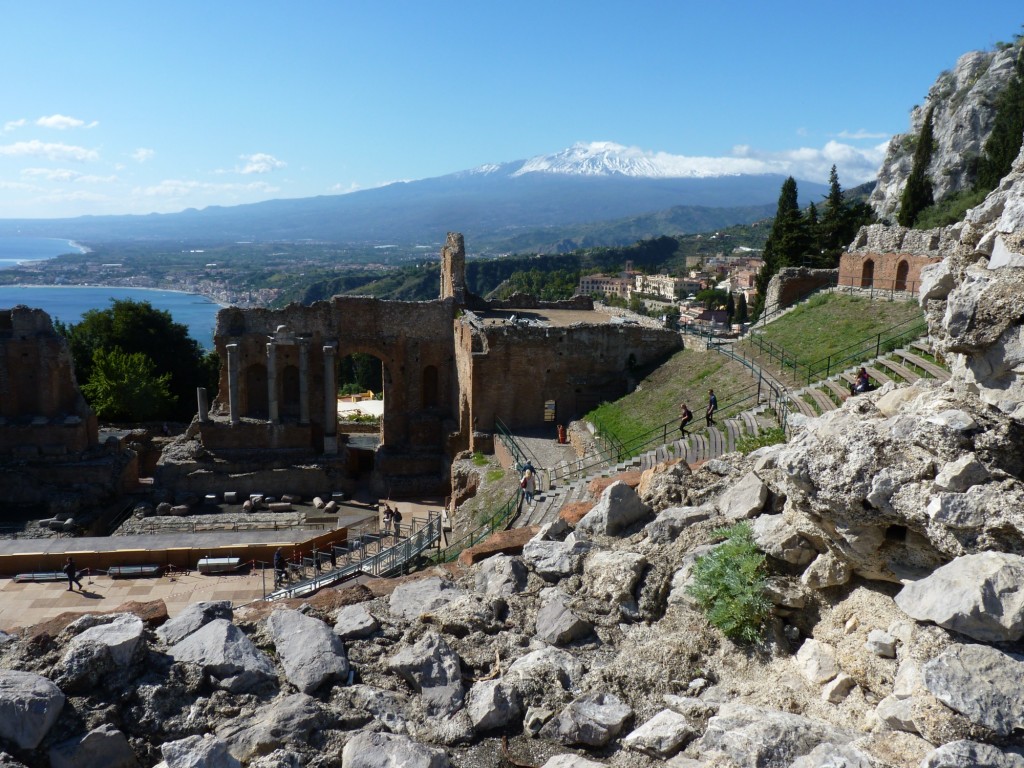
861, 259, 875, 288
895, 260, 909, 292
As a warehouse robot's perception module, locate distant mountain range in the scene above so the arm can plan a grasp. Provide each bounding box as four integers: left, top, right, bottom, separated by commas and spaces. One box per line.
0, 142, 831, 251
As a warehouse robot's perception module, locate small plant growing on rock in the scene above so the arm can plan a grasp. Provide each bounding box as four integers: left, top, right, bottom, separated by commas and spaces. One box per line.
735, 427, 786, 455
687, 522, 771, 644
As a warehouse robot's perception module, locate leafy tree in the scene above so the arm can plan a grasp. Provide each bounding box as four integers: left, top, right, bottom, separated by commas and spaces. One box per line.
976, 46, 1024, 192
897, 106, 936, 227
695, 288, 729, 310
57, 299, 215, 421
338, 352, 383, 394
81, 347, 175, 422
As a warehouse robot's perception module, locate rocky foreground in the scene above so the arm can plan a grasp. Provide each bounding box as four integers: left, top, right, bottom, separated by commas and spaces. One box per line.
2, 365, 1024, 767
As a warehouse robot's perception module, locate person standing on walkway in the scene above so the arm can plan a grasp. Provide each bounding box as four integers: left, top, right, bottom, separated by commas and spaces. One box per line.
679, 402, 693, 435
706, 389, 718, 426
63, 556, 83, 591
273, 548, 286, 587
383, 505, 394, 539
392, 507, 403, 538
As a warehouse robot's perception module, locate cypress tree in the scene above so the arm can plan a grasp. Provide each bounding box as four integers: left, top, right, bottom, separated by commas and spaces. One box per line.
735, 293, 748, 325
754, 176, 807, 315
726, 291, 736, 322
897, 106, 936, 227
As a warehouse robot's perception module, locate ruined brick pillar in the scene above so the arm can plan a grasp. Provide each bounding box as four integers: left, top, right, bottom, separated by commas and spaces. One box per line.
323, 343, 337, 454
227, 343, 240, 425
267, 341, 278, 423
440, 232, 466, 305
298, 341, 310, 425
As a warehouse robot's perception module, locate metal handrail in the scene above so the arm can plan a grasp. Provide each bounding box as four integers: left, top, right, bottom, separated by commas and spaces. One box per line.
434, 488, 520, 563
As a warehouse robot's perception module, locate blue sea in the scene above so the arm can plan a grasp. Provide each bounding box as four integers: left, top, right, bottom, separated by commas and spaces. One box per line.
0, 285, 222, 350
0, 236, 87, 266
0, 238, 221, 349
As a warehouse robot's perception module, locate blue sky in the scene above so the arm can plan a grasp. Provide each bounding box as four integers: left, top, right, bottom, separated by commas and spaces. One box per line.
1, 2, 1021, 219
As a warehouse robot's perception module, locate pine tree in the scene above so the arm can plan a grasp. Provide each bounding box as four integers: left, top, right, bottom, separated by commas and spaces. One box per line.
897, 106, 936, 227
977, 46, 1024, 191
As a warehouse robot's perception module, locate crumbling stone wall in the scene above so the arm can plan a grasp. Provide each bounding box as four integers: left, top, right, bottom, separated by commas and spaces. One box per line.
0, 306, 97, 455
458, 316, 682, 437
763, 267, 837, 313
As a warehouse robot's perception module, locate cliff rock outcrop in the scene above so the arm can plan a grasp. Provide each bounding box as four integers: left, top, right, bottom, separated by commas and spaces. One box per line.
870, 44, 1021, 221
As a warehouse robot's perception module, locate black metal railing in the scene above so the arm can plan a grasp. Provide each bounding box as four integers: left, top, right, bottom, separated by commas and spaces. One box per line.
433, 488, 521, 563
734, 314, 928, 387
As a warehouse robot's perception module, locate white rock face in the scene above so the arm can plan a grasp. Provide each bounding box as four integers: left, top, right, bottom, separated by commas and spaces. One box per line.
576, 481, 650, 535
622, 708, 695, 757
869, 47, 1019, 220
266, 608, 349, 693
341, 732, 450, 768
794, 639, 839, 684
923, 643, 1024, 735
168, 619, 275, 693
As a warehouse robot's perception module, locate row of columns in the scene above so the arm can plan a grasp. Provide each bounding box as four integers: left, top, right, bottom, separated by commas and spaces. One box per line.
218, 342, 335, 438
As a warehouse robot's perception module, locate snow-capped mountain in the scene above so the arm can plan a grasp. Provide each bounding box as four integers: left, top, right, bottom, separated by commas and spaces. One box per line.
0, 142, 828, 248
508, 141, 772, 179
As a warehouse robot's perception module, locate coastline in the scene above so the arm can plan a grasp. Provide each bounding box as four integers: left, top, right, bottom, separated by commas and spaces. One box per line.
0, 282, 230, 309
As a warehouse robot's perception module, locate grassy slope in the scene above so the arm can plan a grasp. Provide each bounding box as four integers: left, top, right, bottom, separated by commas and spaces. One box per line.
739, 294, 925, 368
587, 348, 757, 444
589, 293, 925, 447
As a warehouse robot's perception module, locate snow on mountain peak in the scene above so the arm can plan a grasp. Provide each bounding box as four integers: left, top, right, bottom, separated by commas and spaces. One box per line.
512, 141, 770, 179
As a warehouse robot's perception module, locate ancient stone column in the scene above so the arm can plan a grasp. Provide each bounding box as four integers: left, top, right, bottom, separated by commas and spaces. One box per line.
226, 343, 240, 425
266, 341, 278, 423
323, 344, 337, 454
197, 387, 209, 423
298, 342, 310, 425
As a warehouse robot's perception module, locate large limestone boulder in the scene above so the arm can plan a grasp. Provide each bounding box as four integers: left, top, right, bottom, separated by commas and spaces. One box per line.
716, 471, 769, 520
690, 702, 856, 767
168, 618, 276, 693
341, 732, 449, 768
473, 553, 527, 596
621, 708, 695, 757
0, 670, 65, 750
216, 693, 334, 762
522, 537, 591, 579
161, 734, 240, 768
922, 643, 1024, 736
388, 576, 465, 621
581, 549, 646, 615
157, 600, 232, 645
576, 481, 651, 535
49, 724, 139, 768
466, 679, 521, 733
895, 552, 1024, 642
266, 609, 349, 693
387, 631, 465, 717
541, 692, 633, 747
535, 590, 592, 646
920, 740, 1024, 768
334, 604, 380, 640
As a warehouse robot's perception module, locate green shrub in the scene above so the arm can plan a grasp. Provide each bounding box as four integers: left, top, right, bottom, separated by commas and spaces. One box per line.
686, 522, 771, 643
472, 452, 490, 467
485, 469, 505, 483
735, 427, 786, 455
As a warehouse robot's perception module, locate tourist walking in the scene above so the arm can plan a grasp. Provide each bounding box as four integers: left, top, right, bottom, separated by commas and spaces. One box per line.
521, 467, 536, 505
679, 402, 693, 435
706, 389, 718, 426
63, 556, 83, 591
392, 507, 403, 538
273, 548, 286, 587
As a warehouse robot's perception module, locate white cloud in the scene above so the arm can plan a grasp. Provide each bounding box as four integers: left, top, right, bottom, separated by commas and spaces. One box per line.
22, 168, 117, 184
0, 140, 99, 162
728, 139, 889, 185
239, 152, 286, 174
328, 181, 363, 194
836, 129, 891, 140
131, 147, 155, 163
3, 118, 26, 132
0, 180, 38, 191
36, 114, 97, 130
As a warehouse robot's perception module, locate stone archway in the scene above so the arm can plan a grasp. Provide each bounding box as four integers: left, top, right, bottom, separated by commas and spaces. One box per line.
895, 259, 909, 291
861, 259, 875, 288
